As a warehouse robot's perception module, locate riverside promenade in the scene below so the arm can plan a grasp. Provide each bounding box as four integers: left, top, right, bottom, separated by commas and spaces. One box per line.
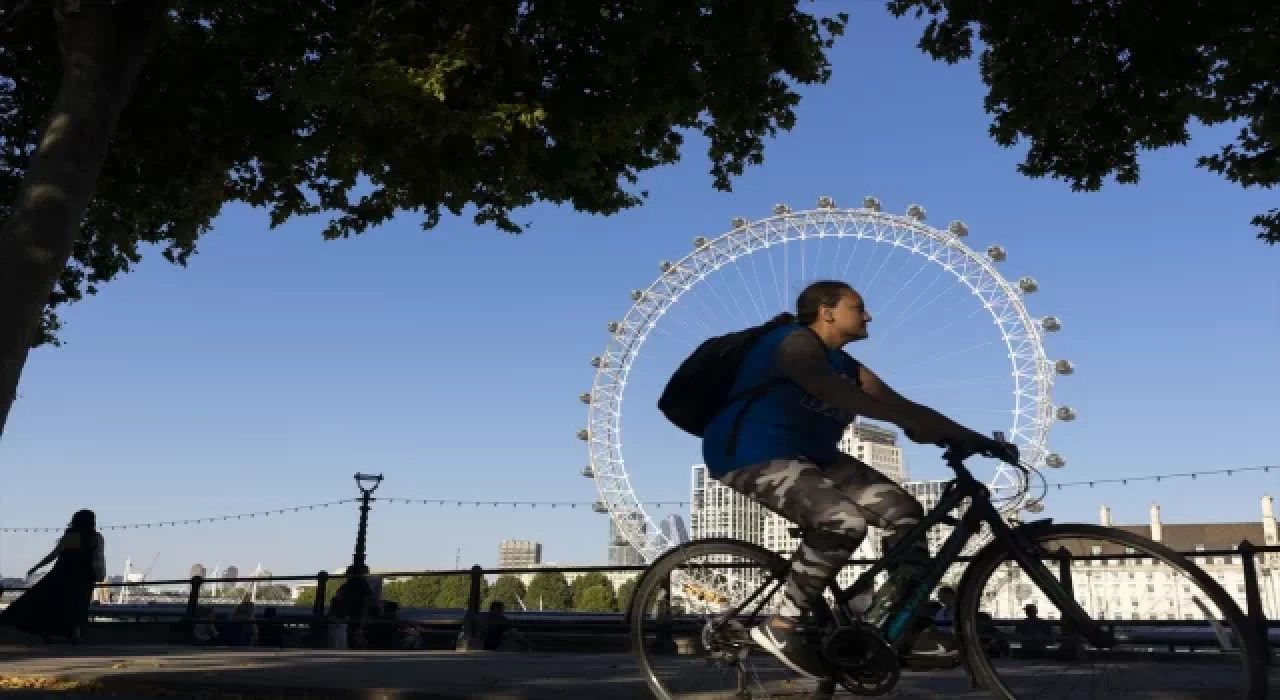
0, 645, 1275, 699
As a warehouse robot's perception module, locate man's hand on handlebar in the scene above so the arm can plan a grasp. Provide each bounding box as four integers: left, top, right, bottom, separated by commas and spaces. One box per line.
943, 433, 1021, 465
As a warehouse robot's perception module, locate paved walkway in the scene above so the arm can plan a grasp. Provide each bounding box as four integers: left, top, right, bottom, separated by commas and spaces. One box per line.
0, 645, 1273, 698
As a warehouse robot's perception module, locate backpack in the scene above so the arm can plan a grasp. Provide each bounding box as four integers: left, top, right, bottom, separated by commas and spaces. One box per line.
658, 313, 796, 442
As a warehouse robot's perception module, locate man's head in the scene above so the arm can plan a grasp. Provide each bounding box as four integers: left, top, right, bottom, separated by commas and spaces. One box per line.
796, 280, 871, 346
489, 600, 505, 614
1024, 603, 1039, 618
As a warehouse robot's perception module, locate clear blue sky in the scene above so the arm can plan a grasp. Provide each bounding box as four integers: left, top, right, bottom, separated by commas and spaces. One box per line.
2, 6, 1277, 581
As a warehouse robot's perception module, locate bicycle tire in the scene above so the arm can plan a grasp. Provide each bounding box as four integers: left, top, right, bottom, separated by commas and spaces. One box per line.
953, 522, 1269, 699
629, 537, 792, 700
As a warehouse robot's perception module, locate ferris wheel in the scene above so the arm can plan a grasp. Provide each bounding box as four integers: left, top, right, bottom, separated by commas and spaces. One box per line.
579, 196, 1075, 564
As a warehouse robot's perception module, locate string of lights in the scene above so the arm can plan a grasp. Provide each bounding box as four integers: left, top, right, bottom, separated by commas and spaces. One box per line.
0, 499, 358, 534
1, 464, 1273, 533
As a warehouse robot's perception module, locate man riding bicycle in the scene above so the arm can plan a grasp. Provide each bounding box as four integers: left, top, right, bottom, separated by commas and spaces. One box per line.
700, 280, 1012, 680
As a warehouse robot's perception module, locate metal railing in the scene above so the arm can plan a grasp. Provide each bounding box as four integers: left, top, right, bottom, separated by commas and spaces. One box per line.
1, 540, 1275, 660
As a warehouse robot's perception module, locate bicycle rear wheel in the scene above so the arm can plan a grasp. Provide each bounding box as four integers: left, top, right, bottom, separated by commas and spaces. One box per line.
954, 523, 1269, 699
629, 537, 836, 700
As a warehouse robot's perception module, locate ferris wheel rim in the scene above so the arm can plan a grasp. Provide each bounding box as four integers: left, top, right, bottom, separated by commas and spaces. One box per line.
584, 202, 1062, 563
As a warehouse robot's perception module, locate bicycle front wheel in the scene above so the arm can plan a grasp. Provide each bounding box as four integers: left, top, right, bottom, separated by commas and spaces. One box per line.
955, 523, 1269, 699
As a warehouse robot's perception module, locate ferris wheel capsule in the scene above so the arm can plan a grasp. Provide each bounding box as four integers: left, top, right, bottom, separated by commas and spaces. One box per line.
581, 465, 594, 478
773, 203, 791, 215
1045, 453, 1066, 468
1055, 406, 1076, 421
589, 356, 604, 368
986, 245, 1007, 262
591, 501, 609, 513
863, 196, 881, 212
579, 392, 592, 404
1054, 359, 1075, 375
607, 321, 621, 333
731, 216, 748, 229
947, 220, 968, 238
1018, 277, 1039, 294
1024, 500, 1045, 514
693, 236, 709, 249
631, 290, 648, 301
906, 204, 927, 221
1040, 316, 1062, 332
817, 195, 836, 209
576, 429, 590, 441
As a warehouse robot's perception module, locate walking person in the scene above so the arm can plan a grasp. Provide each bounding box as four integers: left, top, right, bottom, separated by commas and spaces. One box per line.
0, 509, 106, 643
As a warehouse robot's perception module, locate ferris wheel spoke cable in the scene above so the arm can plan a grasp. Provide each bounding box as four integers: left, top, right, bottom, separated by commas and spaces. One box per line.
727, 257, 767, 323
896, 375, 1008, 392
873, 264, 951, 343
882, 339, 998, 374
869, 241, 934, 316
873, 268, 958, 345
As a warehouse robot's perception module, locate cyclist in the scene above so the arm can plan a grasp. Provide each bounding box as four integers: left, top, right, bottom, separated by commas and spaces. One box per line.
701, 279, 1009, 680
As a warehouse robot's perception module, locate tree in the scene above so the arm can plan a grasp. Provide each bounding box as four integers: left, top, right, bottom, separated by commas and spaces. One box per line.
570, 572, 615, 611
616, 577, 639, 614
485, 574, 527, 610
0, 2, 849, 436
435, 573, 488, 610
382, 576, 444, 610
525, 571, 573, 611
887, 0, 1280, 247
576, 585, 615, 613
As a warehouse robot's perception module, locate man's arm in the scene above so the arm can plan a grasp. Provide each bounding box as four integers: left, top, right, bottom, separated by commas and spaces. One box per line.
772, 329, 917, 427
855, 363, 986, 445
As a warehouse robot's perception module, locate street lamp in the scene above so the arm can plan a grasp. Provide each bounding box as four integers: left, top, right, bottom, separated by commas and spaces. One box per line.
351, 473, 384, 572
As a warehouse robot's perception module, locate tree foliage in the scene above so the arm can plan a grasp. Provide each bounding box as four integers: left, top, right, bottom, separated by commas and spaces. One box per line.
486, 574, 527, 610
0, 1, 848, 352
615, 577, 638, 614
576, 585, 615, 613
887, 0, 1280, 246
525, 571, 573, 611
382, 576, 444, 609
570, 572, 615, 610
435, 573, 488, 609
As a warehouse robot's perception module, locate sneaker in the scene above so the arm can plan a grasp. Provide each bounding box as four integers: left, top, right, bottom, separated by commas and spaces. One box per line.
749, 616, 830, 681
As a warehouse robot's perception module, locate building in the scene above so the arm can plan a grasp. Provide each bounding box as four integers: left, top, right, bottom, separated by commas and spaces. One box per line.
497, 540, 543, 570
660, 514, 690, 545
980, 497, 1280, 621
190, 563, 207, 579
839, 421, 907, 483
609, 513, 647, 567
690, 465, 768, 544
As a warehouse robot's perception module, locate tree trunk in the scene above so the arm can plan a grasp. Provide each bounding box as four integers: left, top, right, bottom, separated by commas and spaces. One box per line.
0, 0, 169, 439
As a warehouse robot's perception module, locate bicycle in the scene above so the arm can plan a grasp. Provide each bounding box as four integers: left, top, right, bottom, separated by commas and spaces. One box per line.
627, 434, 1269, 699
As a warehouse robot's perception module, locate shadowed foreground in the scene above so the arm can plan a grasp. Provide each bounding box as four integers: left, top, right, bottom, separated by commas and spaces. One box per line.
0, 646, 1274, 698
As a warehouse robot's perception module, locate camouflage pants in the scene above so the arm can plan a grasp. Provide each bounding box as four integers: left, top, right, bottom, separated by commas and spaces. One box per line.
719, 454, 925, 620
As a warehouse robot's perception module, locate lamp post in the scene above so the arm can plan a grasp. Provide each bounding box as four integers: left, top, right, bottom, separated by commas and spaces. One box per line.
351, 473, 384, 572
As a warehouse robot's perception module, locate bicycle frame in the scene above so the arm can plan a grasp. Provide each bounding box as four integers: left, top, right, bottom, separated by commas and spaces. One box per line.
819, 454, 1111, 652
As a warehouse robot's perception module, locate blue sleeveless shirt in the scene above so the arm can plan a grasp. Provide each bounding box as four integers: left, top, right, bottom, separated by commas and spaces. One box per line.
701, 324, 862, 478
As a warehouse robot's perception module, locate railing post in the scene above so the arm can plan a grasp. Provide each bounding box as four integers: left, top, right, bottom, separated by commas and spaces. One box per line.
1237, 540, 1271, 667
308, 571, 329, 648
649, 571, 677, 654
455, 565, 486, 651
185, 576, 203, 619
1055, 547, 1085, 659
